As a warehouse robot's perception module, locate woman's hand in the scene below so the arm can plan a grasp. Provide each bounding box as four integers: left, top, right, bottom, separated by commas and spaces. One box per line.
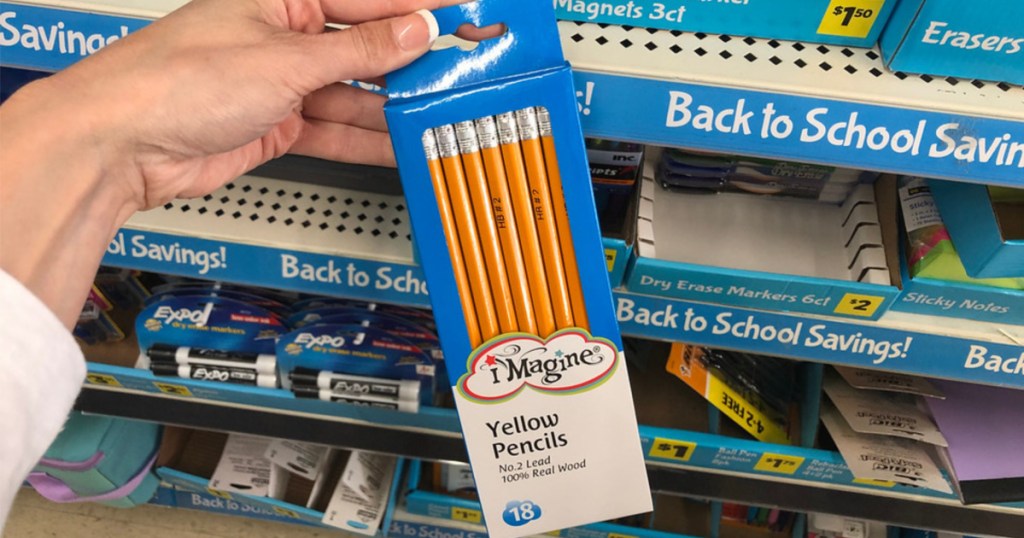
0, 0, 449, 324
51, 0, 446, 209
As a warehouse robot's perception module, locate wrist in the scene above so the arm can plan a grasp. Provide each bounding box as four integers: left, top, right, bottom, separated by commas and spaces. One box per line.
7, 74, 144, 211
1, 76, 142, 326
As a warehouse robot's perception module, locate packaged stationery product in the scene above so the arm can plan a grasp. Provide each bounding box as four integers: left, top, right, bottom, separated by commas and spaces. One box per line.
135, 295, 287, 387
929, 181, 1024, 279
898, 177, 1023, 290
656, 148, 873, 203
879, 0, 1024, 84
276, 323, 435, 410
384, 1, 650, 535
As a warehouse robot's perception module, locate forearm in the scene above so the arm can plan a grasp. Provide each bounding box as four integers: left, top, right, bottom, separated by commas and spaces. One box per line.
0, 77, 140, 328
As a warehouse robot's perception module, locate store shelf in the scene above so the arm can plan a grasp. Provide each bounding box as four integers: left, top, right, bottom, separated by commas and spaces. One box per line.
77, 373, 466, 457
91, 171, 1024, 388
616, 290, 1024, 389
7, 0, 1024, 533
644, 465, 1023, 538
3, 0, 1022, 185
562, 21, 1024, 186
104, 172, 431, 307
75, 380, 1024, 536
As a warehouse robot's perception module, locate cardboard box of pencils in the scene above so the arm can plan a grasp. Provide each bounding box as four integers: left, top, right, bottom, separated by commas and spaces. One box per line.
384, 1, 650, 536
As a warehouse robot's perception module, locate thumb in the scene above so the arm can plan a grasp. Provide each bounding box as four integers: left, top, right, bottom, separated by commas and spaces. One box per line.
301, 10, 439, 90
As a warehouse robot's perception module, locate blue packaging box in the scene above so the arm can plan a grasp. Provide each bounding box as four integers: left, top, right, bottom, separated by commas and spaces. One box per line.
624, 156, 898, 320
878, 0, 1024, 84
600, 162, 639, 289
384, 1, 653, 534
603, 236, 632, 289
929, 180, 1024, 280
889, 237, 1024, 326
555, 0, 898, 47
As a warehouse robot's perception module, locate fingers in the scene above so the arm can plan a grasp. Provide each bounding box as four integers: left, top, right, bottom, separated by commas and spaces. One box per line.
455, 22, 507, 41
290, 120, 397, 167
303, 84, 388, 132
296, 10, 439, 92
318, 0, 466, 25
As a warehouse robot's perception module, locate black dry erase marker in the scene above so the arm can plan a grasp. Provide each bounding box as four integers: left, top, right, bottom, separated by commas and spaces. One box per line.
288, 367, 420, 402
151, 362, 278, 388
147, 343, 276, 374
291, 385, 418, 412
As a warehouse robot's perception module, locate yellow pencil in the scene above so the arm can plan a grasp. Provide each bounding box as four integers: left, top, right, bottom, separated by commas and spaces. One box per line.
475, 116, 538, 335
536, 107, 588, 329
423, 129, 482, 346
515, 108, 575, 330
496, 112, 557, 338
455, 120, 518, 336
436, 124, 500, 344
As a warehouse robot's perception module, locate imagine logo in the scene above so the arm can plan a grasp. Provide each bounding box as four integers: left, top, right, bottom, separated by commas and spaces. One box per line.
459, 329, 618, 402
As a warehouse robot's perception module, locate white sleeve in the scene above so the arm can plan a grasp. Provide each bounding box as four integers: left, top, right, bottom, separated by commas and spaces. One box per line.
0, 270, 86, 528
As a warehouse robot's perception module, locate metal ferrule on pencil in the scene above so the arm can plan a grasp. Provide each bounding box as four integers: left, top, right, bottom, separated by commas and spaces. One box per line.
536, 107, 553, 138
422, 128, 440, 160
514, 107, 540, 141
455, 120, 481, 154
435, 124, 460, 159
474, 116, 500, 150
496, 112, 520, 145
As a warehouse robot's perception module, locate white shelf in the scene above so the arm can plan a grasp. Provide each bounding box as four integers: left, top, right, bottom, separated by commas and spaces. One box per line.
560, 21, 1022, 121
107, 173, 430, 306
562, 20, 1023, 185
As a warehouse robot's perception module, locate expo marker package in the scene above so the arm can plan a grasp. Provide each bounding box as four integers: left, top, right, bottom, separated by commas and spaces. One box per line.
384, 1, 651, 536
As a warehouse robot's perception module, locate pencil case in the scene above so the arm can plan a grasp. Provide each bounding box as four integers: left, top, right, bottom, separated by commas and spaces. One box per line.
29, 412, 161, 508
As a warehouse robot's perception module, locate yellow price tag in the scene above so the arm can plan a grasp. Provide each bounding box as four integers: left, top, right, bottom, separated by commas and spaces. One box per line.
154, 382, 193, 397
86, 374, 121, 387
451, 507, 482, 524
817, 0, 885, 38
853, 477, 896, 488
648, 437, 696, 462
206, 488, 232, 499
604, 248, 617, 272
754, 453, 805, 475
833, 293, 885, 317
273, 507, 300, 519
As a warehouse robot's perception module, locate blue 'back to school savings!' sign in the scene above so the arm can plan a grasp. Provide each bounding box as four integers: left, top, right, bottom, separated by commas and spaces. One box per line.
573, 72, 1024, 186
0, 2, 149, 71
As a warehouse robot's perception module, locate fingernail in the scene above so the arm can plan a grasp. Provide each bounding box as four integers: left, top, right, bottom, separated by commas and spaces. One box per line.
395, 9, 439, 51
